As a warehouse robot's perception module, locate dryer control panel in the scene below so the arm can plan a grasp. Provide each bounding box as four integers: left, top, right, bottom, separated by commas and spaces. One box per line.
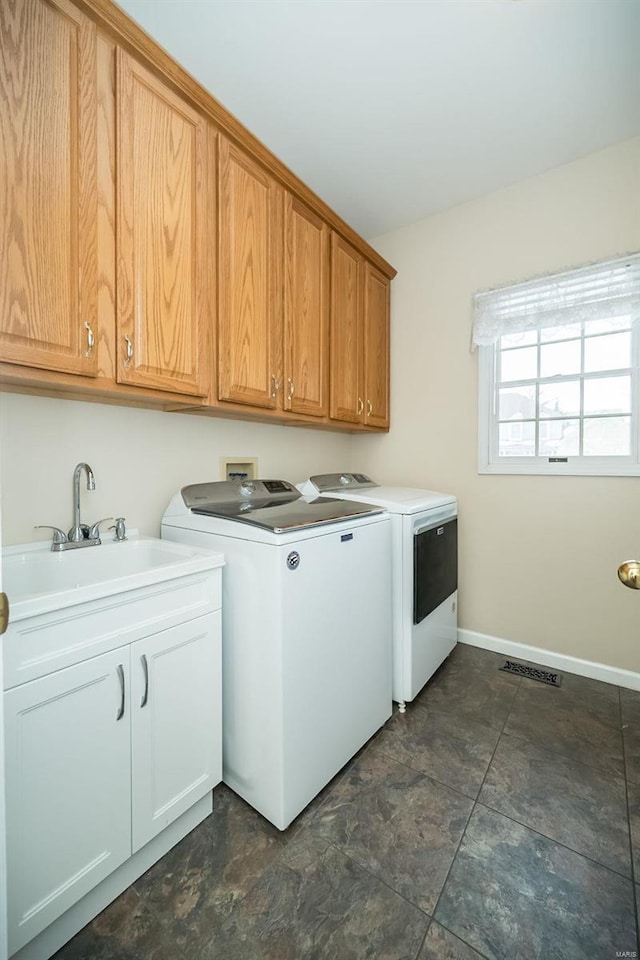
309, 473, 378, 493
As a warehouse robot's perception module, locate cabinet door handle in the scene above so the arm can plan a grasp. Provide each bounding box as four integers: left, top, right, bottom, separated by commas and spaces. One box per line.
367, 400, 373, 417
84, 321, 95, 358
116, 664, 125, 720
270, 374, 281, 398
357, 397, 364, 415
287, 378, 295, 400
124, 335, 134, 367
140, 654, 149, 708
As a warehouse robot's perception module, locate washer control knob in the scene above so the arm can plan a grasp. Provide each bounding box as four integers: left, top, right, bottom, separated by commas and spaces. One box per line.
339, 474, 351, 486
239, 481, 256, 497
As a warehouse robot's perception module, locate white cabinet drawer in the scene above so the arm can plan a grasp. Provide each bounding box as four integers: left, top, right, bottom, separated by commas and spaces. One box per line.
3, 568, 222, 689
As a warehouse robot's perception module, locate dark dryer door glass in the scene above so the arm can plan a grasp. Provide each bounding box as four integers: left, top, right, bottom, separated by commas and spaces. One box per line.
413, 518, 458, 624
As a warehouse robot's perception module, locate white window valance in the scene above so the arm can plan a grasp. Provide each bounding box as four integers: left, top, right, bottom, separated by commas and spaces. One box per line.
471, 253, 640, 348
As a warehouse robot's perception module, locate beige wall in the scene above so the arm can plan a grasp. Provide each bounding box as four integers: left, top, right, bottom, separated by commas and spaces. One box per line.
0, 393, 351, 545
358, 136, 640, 673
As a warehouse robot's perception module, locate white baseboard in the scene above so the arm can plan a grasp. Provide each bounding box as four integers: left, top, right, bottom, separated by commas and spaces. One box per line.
458, 628, 640, 693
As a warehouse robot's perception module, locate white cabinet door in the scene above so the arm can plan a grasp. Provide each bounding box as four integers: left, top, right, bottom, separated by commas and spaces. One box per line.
4, 648, 131, 954
131, 613, 221, 852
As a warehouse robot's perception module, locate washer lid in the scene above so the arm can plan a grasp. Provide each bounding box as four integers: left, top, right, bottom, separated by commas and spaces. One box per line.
306, 474, 456, 515
181, 479, 385, 533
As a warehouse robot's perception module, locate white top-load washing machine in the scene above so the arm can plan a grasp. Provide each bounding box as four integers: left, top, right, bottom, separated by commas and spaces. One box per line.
298, 473, 457, 711
162, 478, 392, 830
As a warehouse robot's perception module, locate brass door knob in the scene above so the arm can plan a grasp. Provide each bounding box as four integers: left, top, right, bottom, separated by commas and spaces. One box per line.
618, 561, 640, 590
0, 592, 9, 635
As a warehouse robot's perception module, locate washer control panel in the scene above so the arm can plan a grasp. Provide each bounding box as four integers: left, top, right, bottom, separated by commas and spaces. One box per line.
182, 478, 299, 510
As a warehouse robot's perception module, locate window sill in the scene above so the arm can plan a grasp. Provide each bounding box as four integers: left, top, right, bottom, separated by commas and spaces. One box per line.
478, 459, 640, 477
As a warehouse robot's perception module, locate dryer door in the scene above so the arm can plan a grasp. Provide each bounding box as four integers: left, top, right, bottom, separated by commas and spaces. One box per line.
413, 517, 458, 625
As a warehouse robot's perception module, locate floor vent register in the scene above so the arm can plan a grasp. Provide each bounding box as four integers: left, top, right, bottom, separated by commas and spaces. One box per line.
499, 659, 562, 687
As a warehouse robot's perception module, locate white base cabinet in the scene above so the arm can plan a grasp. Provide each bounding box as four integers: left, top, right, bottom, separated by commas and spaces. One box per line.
3, 558, 223, 960
131, 614, 222, 852
5, 649, 132, 953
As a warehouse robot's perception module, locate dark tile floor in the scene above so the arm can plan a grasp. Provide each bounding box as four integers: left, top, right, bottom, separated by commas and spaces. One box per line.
55, 644, 640, 960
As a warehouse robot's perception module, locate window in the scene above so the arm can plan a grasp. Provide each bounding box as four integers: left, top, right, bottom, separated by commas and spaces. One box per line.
474, 254, 640, 475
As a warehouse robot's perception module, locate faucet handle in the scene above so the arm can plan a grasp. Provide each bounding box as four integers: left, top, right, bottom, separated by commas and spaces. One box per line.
109, 518, 127, 542
87, 517, 114, 541
68, 523, 92, 542
35, 525, 68, 545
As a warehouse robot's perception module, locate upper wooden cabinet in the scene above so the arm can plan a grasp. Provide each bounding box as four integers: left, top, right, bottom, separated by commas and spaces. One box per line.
217, 160, 330, 418
330, 234, 390, 429
330, 234, 363, 425
0, 0, 98, 376
283, 194, 330, 418
218, 135, 282, 409
362, 261, 390, 430
1, 0, 394, 428
116, 49, 208, 396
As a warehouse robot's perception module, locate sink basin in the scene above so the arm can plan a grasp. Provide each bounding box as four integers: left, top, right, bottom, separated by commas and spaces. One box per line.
2, 536, 224, 621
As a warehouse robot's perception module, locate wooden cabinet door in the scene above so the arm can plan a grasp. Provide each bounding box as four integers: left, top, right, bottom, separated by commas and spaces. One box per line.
116, 49, 208, 396
4, 649, 131, 955
363, 262, 390, 429
330, 233, 363, 424
131, 614, 222, 853
218, 136, 282, 408
0, 0, 98, 376
283, 194, 329, 417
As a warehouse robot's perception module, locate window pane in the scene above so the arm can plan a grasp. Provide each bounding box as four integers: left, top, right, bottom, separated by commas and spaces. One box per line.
480, 256, 639, 474
583, 376, 631, 415
501, 331, 537, 349
498, 421, 535, 456
538, 420, 580, 456
499, 385, 536, 420
540, 340, 581, 377
584, 332, 631, 372
584, 316, 631, 337
540, 323, 581, 343
539, 380, 580, 418
500, 346, 537, 383
583, 417, 631, 456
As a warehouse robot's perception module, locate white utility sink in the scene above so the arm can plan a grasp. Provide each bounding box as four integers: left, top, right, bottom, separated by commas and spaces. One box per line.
2, 535, 224, 621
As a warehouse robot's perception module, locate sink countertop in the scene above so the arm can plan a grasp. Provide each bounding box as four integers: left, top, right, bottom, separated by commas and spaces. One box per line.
2, 535, 225, 622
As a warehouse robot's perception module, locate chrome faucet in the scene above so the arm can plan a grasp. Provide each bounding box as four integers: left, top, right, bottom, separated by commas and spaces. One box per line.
35, 462, 118, 552
69, 462, 95, 542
